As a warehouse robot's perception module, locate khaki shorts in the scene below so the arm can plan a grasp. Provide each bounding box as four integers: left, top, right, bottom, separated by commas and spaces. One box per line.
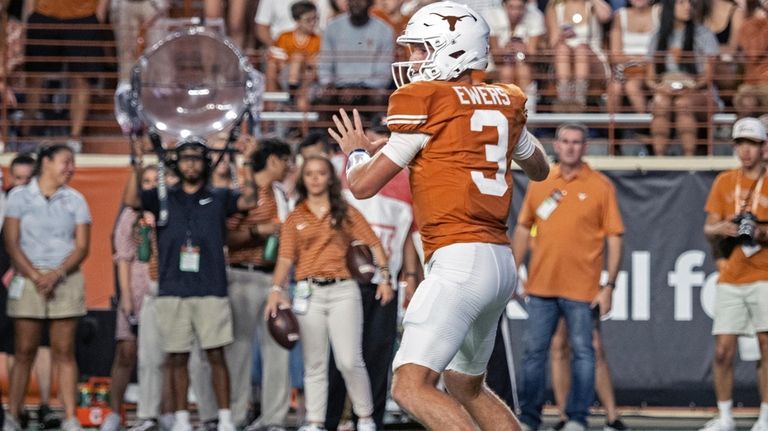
6, 270, 86, 319
712, 281, 768, 335
154, 296, 233, 353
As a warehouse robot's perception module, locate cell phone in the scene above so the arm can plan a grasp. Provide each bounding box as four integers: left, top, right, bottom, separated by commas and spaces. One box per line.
591, 305, 601, 330
561, 24, 576, 39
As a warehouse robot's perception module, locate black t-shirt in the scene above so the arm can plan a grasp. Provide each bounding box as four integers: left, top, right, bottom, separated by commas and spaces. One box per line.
142, 185, 240, 298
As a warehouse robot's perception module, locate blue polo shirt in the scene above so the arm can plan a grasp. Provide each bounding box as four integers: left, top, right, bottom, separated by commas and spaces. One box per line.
141, 185, 240, 298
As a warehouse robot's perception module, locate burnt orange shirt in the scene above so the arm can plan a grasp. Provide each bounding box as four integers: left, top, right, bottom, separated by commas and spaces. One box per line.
279, 202, 380, 280
387, 80, 527, 261
228, 184, 278, 267
36, 0, 99, 19
518, 164, 624, 302
705, 168, 768, 284
274, 30, 321, 59
737, 17, 768, 84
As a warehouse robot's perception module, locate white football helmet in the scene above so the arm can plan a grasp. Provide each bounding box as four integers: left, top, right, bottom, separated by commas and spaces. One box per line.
391, 1, 490, 88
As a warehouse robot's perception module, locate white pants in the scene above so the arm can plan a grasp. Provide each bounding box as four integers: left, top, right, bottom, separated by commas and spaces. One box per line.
297, 279, 373, 423
393, 243, 515, 375
191, 269, 291, 426
137, 292, 166, 420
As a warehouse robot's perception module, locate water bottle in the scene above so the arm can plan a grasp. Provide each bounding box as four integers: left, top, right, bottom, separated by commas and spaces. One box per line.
137, 222, 152, 262
263, 234, 279, 263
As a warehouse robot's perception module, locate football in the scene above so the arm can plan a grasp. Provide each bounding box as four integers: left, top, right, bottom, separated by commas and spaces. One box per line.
268, 305, 300, 350
347, 241, 376, 284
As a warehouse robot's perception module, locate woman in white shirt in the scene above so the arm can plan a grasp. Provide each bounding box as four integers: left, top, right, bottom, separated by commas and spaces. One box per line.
491, 0, 546, 105
4, 144, 91, 431
608, 0, 659, 115
545, 0, 613, 108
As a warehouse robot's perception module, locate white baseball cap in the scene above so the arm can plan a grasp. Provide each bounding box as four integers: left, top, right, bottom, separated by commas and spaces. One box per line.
732, 117, 767, 142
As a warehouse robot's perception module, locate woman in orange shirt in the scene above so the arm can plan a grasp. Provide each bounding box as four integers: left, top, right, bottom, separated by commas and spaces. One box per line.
265, 155, 393, 431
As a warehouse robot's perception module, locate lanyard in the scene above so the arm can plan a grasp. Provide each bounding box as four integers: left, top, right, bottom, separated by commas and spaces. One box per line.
735, 167, 766, 215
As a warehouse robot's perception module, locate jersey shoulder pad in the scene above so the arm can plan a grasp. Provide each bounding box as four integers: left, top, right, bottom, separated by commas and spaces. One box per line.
386, 81, 439, 133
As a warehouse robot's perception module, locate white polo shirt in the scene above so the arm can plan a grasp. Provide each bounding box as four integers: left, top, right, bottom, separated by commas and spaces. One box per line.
5, 178, 91, 268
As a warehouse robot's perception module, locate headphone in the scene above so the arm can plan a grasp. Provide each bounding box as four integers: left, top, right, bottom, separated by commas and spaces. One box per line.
167, 139, 212, 180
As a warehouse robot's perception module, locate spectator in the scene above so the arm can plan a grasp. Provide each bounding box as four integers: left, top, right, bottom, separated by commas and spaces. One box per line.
699, 0, 744, 96
646, 0, 719, 156
733, 0, 768, 118
607, 0, 658, 116
0, 4, 23, 108
126, 167, 177, 431
122, 138, 259, 431
225, 140, 295, 431
370, 0, 410, 61
22, 0, 110, 151
701, 117, 768, 431
490, 0, 545, 110
204, 0, 248, 48
512, 123, 624, 431
7, 154, 35, 190
255, 0, 334, 49
99, 166, 159, 431
545, 0, 612, 110
316, 0, 394, 122
2, 153, 60, 431
325, 115, 417, 431
111, 0, 168, 88
299, 132, 330, 160
4, 144, 92, 431
267, 1, 322, 111
265, 155, 390, 431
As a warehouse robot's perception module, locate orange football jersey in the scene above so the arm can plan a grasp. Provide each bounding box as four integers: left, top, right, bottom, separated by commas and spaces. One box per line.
386, 80, 528, 261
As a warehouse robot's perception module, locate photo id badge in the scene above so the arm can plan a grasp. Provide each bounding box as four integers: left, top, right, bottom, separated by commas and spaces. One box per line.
741, 244, 762, 258
535, 196, 560, 220
292, 280, 312, 315
8, 276, 24, 299
180, 245, 200, 272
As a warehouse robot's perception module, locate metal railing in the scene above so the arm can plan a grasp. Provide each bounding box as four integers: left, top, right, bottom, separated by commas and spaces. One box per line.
0, 12, 745, 156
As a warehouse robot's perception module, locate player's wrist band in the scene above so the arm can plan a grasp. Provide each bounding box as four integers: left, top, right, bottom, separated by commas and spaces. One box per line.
270, 285, 284, 293
347, 148, 371, 175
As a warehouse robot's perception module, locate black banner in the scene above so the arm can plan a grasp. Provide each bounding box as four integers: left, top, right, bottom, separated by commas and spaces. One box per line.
505, 170, 762, 406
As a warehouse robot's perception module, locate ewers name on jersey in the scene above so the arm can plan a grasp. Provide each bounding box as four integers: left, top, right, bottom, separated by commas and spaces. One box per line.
385, 80, 528, 261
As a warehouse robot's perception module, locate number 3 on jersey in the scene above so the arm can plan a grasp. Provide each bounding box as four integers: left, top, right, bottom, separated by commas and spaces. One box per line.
470, 110, 509, 197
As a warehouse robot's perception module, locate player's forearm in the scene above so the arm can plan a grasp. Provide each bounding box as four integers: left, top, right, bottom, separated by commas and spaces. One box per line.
511, 226, 531, 270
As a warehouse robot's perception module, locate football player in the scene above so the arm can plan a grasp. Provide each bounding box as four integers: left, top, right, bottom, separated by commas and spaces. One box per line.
328, 2, 549, 430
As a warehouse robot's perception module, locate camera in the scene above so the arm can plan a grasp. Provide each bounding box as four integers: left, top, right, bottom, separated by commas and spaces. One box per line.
719, 212, 760, 258
735, 212, 758, 245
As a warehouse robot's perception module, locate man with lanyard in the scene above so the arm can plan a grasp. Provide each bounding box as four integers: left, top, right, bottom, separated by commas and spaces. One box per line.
702, 117, 768, 431
511, 123, 624, 431
123, 138, 259, 431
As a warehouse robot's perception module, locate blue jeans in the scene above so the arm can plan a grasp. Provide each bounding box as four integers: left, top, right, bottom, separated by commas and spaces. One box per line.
519, 296, 595, 429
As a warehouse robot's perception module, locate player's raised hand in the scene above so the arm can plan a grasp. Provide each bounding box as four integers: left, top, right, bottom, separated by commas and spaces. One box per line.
328, 109, 387, 155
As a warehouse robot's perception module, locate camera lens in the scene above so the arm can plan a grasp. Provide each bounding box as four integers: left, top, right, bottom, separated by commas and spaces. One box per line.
737, 213, 757, 244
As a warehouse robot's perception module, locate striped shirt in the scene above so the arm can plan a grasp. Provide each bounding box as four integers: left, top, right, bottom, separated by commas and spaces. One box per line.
228, 184, 278, 267
279, 202, 380, 280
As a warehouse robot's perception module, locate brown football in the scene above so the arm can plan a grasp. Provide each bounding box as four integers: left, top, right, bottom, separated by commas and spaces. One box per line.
347, 241, 375, 284
268, 306, 300, 350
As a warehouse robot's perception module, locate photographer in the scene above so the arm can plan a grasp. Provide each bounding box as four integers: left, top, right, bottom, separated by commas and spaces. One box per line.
702, 117, 768, 431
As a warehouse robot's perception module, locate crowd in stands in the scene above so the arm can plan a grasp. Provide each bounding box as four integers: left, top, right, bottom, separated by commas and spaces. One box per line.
0, 0, 766, 155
